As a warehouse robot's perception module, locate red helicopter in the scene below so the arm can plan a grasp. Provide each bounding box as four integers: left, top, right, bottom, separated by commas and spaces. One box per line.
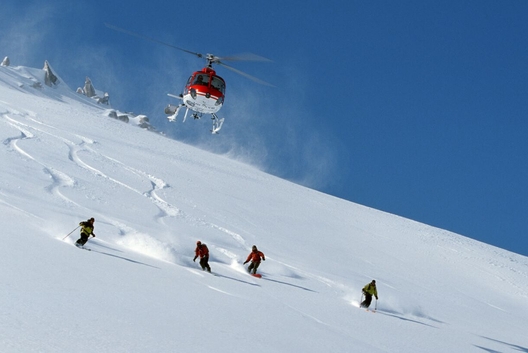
106, 24, 272, 134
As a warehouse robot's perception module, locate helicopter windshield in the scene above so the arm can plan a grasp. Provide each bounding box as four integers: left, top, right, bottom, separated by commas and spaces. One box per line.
211, 76, 225, 94
193, 74, 209, 86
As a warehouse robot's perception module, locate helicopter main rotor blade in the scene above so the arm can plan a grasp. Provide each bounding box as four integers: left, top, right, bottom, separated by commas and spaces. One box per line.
105, 23, 203, 58
218, 53, 272, 63
218, 62, 274, 87
106, 23, 274, 87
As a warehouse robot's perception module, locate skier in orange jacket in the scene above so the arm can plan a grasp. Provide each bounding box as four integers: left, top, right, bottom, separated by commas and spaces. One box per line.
193, 241, 211, 272
243, 245, 265, 274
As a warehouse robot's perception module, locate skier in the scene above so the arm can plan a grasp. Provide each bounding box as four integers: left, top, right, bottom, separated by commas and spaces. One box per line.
243, 245, 265, 275
193, 241, 211, 272
360, 280, 378, 308
75, 217, 96, 248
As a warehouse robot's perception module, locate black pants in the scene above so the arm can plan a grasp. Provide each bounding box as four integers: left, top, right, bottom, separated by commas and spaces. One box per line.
248, 261, 260, 274
361, 293, 373, 308
200, 256, 211, 272
76, 232, 90, 246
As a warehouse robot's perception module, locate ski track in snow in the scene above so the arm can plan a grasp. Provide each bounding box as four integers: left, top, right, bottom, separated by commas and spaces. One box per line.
3, 115, 35, 159
2, 110, 179, 218
89, 151, 181, 219
2, 113, 81, 206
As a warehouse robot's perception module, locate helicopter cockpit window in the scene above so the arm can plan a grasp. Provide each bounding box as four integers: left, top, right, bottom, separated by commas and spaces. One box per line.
194, 75, 209, 86
211, 77, 225, 94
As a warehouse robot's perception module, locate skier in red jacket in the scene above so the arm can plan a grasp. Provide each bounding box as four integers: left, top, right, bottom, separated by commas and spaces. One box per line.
243, 245, 265, 274
193, 241, 211, 272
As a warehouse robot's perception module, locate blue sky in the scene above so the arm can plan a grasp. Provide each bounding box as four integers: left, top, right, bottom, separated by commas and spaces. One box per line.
2, 1, 528, 256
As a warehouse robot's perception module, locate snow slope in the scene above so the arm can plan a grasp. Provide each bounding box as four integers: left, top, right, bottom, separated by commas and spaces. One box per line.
1, 64, 527, 353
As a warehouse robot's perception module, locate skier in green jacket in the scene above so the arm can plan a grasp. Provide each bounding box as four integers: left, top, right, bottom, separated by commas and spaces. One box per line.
75, 217, 95, 247
360, 280, 378, 308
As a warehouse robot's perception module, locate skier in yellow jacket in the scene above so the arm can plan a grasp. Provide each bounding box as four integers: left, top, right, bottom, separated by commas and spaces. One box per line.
360, 280, 378, 308
75, 217, 96, 247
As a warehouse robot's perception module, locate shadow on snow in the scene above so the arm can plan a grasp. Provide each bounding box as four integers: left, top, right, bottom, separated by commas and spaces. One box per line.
476, 336, 528, 353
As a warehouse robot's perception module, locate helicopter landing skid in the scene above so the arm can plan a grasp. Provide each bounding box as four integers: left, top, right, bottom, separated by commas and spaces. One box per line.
164, 99, 223, 134
211, 113, 224, 134
165, 103, 183, 122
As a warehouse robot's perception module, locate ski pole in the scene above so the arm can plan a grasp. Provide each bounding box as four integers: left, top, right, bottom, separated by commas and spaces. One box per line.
359, 293, 364, 307
62, 226, 80, 240
375, 299, 378, 311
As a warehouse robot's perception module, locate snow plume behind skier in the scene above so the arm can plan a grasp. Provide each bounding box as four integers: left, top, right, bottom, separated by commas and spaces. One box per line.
243, 245, 265, 275
75, 217, 95, 248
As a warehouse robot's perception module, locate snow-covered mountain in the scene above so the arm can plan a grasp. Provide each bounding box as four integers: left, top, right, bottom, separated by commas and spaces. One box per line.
1, 62, 527, 353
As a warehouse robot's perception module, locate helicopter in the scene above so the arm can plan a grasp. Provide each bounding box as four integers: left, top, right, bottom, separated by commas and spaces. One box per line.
105, 24, 272, 134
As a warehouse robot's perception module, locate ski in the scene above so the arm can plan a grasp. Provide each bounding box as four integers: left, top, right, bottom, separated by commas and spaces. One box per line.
75, 243, 91, 251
